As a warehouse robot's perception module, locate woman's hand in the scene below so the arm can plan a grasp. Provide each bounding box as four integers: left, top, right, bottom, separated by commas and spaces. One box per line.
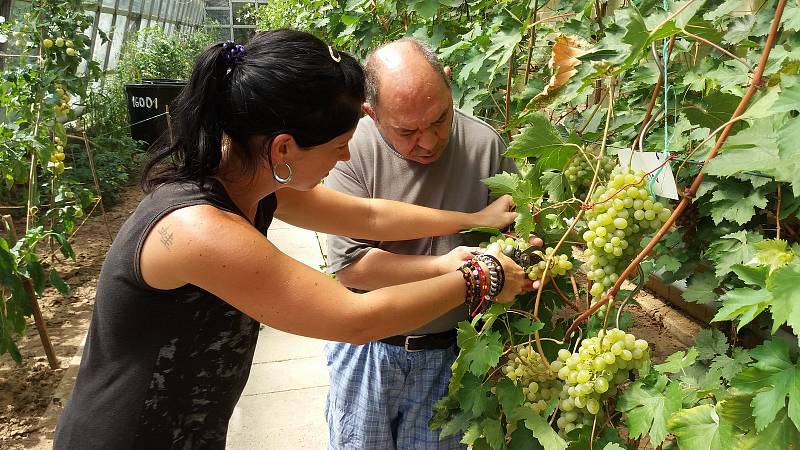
471, 195, 518, 230
434, 246, 477, 275
484, 246, 531, 304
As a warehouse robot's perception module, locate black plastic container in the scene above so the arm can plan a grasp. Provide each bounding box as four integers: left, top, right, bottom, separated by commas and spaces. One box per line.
124, 79, 186, 147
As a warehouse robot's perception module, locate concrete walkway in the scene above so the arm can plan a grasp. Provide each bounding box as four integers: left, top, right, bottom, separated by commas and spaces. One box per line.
226, 219, 331, 450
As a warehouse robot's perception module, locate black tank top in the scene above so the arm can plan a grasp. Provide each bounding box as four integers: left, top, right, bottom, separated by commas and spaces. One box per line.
54, 179, 277, 449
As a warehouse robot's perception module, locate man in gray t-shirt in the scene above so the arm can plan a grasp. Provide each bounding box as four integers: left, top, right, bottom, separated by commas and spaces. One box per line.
324, 38, 517, 450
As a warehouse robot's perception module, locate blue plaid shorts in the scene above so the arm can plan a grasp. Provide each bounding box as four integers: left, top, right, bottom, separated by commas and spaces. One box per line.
324, 341, 465, 450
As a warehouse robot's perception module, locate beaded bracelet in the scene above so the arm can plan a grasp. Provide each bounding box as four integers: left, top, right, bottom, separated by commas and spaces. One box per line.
475, 254, 505, 298
458, 259, 487, 314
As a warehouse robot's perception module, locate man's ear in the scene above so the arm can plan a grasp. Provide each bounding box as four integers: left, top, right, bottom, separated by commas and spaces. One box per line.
363, 102, 377, 121
444, 66, 452, 80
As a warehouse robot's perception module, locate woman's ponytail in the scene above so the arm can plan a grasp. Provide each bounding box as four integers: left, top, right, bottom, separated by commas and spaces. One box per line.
142, 43, 230, 191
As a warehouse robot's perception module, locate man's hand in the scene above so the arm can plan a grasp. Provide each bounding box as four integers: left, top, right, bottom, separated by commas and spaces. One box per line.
472, 195, 518, 230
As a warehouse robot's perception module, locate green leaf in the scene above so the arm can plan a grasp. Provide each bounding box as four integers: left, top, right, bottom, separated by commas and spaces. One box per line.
737, 407, 800, 449
457, 373, 490, 416
541, 171, 570, 203
731, 340, 800, 432
511, 317, 544, 335
703, 0, 746, 21
655, 347, 699, 374
731, 264, 769, 288
775, 117, 800, 196
708, 183, 768, 225
709, 348, 752, 382
440, 409, 473, 438
617, 376, 683, 446
682, 271, 719, 305
706, 231, 764, 278
26, 259, 45, 295
667, 404, 736, 450
48, 269, 70, 296
457, 325, 504, 377
510, 406, 567, 450
496, 377, 525, 413
695, 329, 728, 361
711, 288, 771, 331
752, 240, 794, 273
766, 262, 800, 335
483, 172, 520, 197
408, 0, 438, 19
508, 423, 544, 450
481, 417, 504, 450
601, 444, 626, 450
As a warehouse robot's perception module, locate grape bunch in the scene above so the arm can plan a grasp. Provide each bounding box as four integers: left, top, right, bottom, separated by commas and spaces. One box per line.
581, 168, 671, 301
564, 153, 617, 199
551, 329, 650, 434
526, 248, 573, 282
482, 236, 573, 283
484, 235, 532, 256
501, 345, 562, 414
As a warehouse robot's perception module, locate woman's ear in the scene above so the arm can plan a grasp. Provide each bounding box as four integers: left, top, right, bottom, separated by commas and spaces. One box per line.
269, 133, 296, 164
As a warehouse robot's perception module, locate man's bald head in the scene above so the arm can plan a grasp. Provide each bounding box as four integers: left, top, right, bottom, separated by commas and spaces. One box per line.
364, 38, 450, 110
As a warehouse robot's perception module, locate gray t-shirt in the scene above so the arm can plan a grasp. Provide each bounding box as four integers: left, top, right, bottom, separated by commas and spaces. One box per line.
325, 109, 518, 334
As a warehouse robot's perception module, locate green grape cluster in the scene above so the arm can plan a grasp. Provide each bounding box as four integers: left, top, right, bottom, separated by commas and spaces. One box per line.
526, 247, 573, 282
501, 345, 562, 414
551, 329, 650, 434
564, 153, 617, 199
581, 168, 672, 301
484, 235, 531, 256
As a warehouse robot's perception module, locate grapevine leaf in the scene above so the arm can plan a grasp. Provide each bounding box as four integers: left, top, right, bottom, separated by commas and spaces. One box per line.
496, 377, 524, 413
509, 406, 567, 450
775, 117, 800, 196
667, 404, 736, 450
731, 264, 768, 288
772, 79, 800, 112
483, 172, 520, 197
457, 373, 490, 416
617, 376, 683, 446
26, 260, 45, 295
462, 421, 482, 445
457, 325, 504, 377
682, 271, 719, 304
655, 347, 700, 374
695, 328, 728, 361
508, 423, 544, 450
655, 254, 682, 274
706, 231, 764, 278
766, 262, 800, 335
480, 417, 504, 450
568, 426, 630, 450
440, 409, 473, 438
703, 0, 746, 21
752, 240, 794, 273
511, 317, 544, 335
602, 445, 626, 450
710, 288, 771, 331
407, 0, 438, 19
731, 340, 800, 431
717, 394, 756, 433
541, 170, 570, 203
784, 1, 800, 32
736, 408, 800, 450
514, 208, 536, 240
505, 115, 563, 158
708, 183, 768, 225
709, 348, 752, 382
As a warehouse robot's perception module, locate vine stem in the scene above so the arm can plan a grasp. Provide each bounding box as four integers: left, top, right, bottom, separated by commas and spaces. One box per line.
523, 0, 540, 85
505, 48, 515, 141
631, 36, 675, 149
684, 31, 753, 72
564, 0, 789, 340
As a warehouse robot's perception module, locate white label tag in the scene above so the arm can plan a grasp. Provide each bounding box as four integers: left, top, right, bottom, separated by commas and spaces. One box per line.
616, 149, 679, 200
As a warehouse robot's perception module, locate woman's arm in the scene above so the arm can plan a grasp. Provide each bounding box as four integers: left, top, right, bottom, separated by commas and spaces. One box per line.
274, 184, 517, 241
139, 206, 527, 343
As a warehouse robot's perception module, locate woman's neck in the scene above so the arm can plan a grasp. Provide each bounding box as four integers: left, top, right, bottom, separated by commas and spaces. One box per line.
215, 148, 280, 224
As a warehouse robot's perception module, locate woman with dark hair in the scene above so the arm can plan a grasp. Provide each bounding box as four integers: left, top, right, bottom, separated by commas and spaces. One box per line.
53, 29, 528, 449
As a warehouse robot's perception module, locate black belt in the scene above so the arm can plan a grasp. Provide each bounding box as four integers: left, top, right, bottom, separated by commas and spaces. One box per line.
379, 329, 457, 352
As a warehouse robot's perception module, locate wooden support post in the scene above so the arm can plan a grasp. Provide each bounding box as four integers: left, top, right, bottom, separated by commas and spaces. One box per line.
2, 215, 59, 369
80, 131, 113, 243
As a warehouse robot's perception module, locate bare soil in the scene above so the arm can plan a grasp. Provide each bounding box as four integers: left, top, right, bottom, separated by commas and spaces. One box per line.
0, 185, 145, 449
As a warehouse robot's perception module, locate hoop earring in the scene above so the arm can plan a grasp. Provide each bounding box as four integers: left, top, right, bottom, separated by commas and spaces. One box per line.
272, 162, 293, 184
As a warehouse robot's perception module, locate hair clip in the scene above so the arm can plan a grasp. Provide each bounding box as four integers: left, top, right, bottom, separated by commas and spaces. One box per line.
222, 41, 246, 67
328, 45, 341, 63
